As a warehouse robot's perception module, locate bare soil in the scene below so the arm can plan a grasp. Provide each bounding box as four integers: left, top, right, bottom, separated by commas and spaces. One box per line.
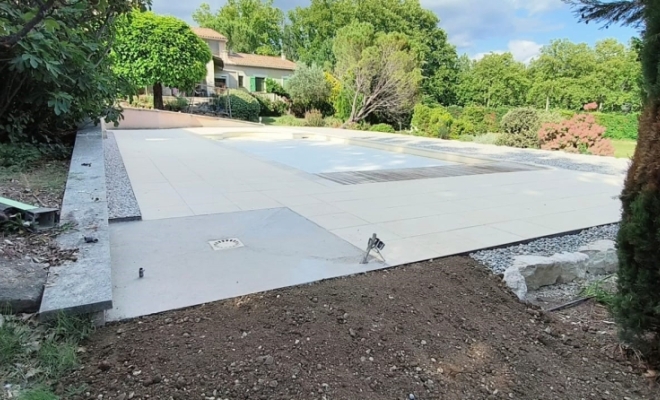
63, 257, 657, 400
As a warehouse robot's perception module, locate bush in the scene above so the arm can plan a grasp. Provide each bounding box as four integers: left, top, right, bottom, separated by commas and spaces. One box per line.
446, 105, 463, 120
558, 109, 576, 119
265, 78, 289, 99
369, 123, 395, 133
228, 90, 260, 121
324, 116, 344, 128
497, 107, 541, 149
254, 96, 287, 117
164, 96, 189, 112
449, 118, 475, 138
272, 115, 304, 126
473, 132, 502, 145
461, 106, 498, 134
594, 112, 639, 140
538, 114, 614, 156
411, 104, 453, 138
0, 143, 42, 170
538, 110, 564, 125
304, 109, 325, 127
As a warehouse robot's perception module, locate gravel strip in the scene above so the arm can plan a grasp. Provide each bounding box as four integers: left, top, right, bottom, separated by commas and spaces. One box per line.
367, 136, 630, 176
470, 224, 619, 274
104, 131, 141, 222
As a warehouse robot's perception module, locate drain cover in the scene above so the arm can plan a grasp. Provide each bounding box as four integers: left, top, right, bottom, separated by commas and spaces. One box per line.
209, 238, 244, 251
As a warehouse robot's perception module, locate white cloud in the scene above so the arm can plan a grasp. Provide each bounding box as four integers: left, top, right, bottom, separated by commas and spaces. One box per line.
420, 0, 565, 49
472, 40, 542, 63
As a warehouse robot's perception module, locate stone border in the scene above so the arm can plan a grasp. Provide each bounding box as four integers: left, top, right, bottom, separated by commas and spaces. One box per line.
105, 131, 141, 222
39, 126, 112, 320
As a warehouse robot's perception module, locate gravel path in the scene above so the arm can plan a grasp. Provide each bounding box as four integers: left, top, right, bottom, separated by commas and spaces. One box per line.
104, 131, 141, 222
470, 224, 619, 274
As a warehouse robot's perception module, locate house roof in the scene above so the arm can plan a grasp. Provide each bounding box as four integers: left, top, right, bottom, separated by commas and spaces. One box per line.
224, 52, 297, 71
191, 27, 227, 41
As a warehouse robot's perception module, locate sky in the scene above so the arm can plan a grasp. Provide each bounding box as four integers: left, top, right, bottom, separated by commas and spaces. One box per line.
151, 0, 641, 63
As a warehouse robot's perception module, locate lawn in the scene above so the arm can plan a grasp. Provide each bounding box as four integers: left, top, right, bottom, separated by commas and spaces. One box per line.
611, 139, 637, 159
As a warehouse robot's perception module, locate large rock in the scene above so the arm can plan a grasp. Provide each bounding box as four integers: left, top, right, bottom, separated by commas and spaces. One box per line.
512, 252, 589, 290
0, 257, 47, 313
503, 266, 528, 300
578, 239, 618, 275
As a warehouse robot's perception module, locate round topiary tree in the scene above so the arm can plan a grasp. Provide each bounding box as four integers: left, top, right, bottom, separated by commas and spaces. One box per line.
497, 107, 541, 148
112, 12, 212, 110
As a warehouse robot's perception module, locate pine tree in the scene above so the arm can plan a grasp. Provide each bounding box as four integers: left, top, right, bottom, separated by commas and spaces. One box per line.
565, 0, 660, 351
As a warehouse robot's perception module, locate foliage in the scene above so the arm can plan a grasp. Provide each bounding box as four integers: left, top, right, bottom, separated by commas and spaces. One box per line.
0, 144, 42, 170
456, 52, 529, 107
228, 90, 260, 121
325, 73, 342, 115
265, 78, 289, 99
461, 106, 499, 134
594, 112, 639, 140
262, 115, 305, 126
283, 0, 458, 103
538, 114, 614, 156
285, 64, 331, 111
304, 109, 325, 127
253, 96, 286, 117
369, 123, 396, 133
113, 12, 212, 110
580, 275, 617, 308
497, 108, 542, 148
449, 118, 475, 138
193, 0, 284, 56
17, 388, 59, 400
0, 0, 149, 144
411, 104, 453, 138
165, 97, 189, 112
333, 23, 421, 123
473, 132, 502, 145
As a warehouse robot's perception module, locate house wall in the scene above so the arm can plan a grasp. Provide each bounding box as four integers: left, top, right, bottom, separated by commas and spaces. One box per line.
213, 66, 293, 91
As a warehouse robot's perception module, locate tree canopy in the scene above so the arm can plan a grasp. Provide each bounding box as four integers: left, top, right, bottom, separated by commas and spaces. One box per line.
457, 53, 529, 108
193, 0, 284, 56
0, 0, 150, 143
113, 12, 212, 109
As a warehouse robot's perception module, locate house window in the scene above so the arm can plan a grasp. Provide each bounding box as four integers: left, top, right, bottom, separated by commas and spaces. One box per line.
255, 77, 265, 92
214, 77, 227, 89
238, 76, 244, 88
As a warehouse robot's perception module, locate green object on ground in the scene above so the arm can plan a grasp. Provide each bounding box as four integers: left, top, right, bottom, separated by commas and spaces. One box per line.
611, 140, 637, 158
0, 196, 37, 211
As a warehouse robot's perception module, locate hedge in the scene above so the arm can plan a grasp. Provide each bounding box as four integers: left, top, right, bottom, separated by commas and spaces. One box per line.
369, 123, 395, 133
594, 112, 639, 140
228, 90, 260, 121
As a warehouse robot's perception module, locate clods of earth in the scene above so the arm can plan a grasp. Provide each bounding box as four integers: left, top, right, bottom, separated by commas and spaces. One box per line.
63, 257, 655, 400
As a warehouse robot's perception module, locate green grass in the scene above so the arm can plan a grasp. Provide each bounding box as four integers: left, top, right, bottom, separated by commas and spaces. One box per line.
261, 115, 305, 126
611, 139, 637, 159
0, 313, 93, 399
580, 275, 617, 308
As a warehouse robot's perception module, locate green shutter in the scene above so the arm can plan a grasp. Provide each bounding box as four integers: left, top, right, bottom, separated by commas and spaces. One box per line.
249, 77, 256, 92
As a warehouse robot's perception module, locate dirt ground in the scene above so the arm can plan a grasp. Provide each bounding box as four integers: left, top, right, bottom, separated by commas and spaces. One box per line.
63, 257, 656, 400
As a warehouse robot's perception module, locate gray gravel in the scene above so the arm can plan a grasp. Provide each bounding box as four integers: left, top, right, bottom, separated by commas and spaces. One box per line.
470, 224, 619, 274
104, 131, 141, 222
368, 136, 629, 176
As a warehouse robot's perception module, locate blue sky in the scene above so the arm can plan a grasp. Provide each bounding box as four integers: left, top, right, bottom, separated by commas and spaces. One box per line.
152, 0, 641, 62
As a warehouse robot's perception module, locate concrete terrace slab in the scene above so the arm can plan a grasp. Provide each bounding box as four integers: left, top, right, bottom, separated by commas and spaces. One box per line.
107, 208, 382, 321
112, 128, 623, 264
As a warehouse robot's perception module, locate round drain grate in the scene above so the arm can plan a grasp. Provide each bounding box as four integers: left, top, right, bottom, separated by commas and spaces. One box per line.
209, 238, 244, 251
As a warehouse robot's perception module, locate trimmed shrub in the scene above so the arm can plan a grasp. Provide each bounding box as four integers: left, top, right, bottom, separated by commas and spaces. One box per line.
594, 112, 639, 140
461, 106, 498, 134
449, 118, 474, 138
164, 96, 189, 112
538, 114, 614, 156
228, 90, 260, 121
497, 107, 541, 149
254, 96, 287, 117
369, 123, 395, 133
411, 104, 453, 138
304, 109, 325, 127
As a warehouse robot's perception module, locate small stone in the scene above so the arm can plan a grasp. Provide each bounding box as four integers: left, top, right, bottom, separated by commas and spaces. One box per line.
421, 340, 427, 345
128, 393, 135, 400
183, 332, 190, 337
349, 328, 356, 337
98, 360, 112, 371
269, 380, 278, 388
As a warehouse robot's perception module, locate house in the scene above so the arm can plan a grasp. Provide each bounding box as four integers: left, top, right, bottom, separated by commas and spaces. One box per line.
191, 27, 296, 96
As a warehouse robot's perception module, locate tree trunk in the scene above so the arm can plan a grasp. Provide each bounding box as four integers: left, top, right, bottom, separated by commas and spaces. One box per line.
153, 82, 164, 110
545, 96, 550, 111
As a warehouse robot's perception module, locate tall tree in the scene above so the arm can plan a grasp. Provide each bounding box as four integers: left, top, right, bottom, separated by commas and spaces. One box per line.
333, 22, 421, 123
113, 12, 212, 109
456, 52, 530, 107
566, 0, 660, 352
284, 0, 457, 104
285, 64, 331, 111
0, 0, 150, 143
193, 0, 284, 56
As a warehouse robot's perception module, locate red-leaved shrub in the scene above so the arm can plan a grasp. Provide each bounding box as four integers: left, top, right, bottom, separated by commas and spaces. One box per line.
538, 114, 614, 156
